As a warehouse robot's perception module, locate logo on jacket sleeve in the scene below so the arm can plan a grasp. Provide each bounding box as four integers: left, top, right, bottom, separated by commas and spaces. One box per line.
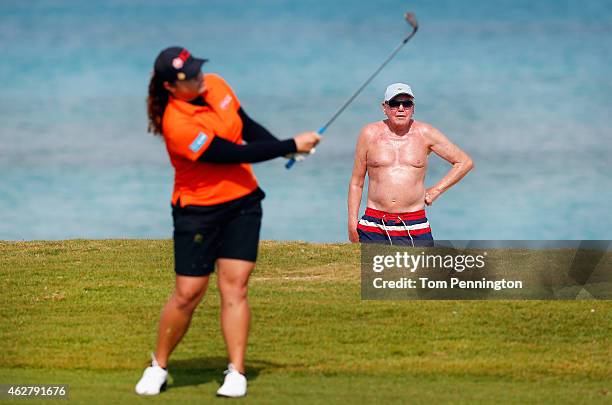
189, 132, 208, 153
220, 95, 232, 110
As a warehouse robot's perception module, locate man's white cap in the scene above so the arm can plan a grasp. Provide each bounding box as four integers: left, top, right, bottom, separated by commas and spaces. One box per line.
384, 83, 414, 101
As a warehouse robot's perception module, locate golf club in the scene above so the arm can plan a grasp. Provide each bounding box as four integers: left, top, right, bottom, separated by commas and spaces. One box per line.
286, 12, 419, 169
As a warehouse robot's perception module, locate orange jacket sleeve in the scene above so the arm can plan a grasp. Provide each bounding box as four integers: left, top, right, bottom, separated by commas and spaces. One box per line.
164, 119, 216, 162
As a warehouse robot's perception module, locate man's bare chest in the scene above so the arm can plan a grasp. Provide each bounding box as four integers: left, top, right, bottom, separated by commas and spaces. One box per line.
367, 136, 428, 169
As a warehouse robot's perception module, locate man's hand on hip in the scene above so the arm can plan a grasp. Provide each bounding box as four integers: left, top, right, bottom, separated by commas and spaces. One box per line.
425, 187, 441, 206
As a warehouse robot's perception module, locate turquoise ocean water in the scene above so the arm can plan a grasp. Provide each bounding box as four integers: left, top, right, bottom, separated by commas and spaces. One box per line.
1, 0, 611, 241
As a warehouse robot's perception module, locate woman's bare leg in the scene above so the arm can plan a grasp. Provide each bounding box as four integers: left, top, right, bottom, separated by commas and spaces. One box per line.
154, 275, 210, 368
216, 258, 255, 374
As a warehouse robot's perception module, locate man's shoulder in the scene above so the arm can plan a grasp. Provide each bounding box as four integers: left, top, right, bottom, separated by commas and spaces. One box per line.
411, 119, 433, 131
359, 121, 385, 136
411, 120, 438, 138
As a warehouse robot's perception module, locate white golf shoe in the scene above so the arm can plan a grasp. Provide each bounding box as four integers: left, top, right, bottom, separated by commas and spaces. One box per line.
135, 354, 168, 396
216, 363, 247, 398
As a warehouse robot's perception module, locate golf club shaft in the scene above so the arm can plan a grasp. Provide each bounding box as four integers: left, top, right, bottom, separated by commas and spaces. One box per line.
286, 13, 418, 169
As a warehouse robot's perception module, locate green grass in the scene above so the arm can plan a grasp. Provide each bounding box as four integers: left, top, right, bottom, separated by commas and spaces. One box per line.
0, 240, 610, 404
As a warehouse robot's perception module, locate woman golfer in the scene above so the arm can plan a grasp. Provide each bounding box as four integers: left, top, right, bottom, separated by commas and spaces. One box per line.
135, 46, 320, 397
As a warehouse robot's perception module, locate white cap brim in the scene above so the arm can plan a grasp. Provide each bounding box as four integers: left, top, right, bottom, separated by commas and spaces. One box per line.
384, 82, 414, 101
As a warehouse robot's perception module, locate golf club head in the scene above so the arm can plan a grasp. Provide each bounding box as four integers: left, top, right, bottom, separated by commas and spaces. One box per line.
404, 12, 418, 31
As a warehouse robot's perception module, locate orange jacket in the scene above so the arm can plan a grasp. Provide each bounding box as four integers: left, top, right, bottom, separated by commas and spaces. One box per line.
162, 74, 259, 206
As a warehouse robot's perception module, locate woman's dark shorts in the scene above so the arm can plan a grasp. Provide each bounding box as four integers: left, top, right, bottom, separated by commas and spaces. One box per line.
172, 188, 265, 277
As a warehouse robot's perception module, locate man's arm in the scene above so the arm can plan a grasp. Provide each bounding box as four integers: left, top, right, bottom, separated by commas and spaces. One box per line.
348, 126, 370, 242
423, 124, 474, 205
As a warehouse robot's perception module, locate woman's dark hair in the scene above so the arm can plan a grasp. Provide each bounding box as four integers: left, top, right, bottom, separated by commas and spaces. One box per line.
147, 73, 170, 135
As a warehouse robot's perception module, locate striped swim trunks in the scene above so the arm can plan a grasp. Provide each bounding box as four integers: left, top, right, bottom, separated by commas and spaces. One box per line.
357, 207, 434, 246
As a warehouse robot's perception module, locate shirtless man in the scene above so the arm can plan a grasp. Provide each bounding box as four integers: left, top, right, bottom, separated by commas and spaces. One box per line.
348, 83, 473, 245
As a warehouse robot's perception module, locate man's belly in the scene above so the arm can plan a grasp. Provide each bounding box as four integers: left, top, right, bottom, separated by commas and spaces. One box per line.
367, 167, 426, 213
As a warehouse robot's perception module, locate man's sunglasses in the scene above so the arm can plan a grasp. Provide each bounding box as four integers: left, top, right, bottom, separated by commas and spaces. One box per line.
387, 99, 414, 109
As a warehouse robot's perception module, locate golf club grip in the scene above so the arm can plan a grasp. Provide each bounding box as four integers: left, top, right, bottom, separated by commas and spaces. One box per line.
285, 156, 297, 169
285, 127, 325, 169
